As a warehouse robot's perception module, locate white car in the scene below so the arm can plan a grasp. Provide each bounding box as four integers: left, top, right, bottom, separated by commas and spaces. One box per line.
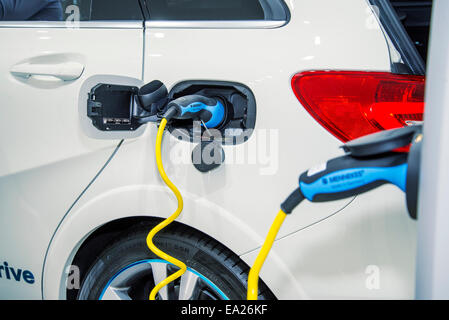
0, 0, 430, 300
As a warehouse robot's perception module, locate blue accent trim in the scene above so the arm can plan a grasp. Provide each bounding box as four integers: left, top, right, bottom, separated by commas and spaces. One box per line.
180, 101, 225, 128
203, 101, 225, 128
98, 259, 229, 300
300, 164, 408, 201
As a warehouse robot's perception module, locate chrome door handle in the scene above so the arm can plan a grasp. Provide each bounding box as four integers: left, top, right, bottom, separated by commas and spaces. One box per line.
10, 61, 85, 81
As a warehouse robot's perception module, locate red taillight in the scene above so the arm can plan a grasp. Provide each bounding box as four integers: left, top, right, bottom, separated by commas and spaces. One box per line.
291, 71, 425, 142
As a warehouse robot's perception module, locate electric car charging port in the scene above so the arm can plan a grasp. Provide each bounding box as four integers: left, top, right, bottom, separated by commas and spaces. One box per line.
85, 79, 256, 146
166, 80, 257, 145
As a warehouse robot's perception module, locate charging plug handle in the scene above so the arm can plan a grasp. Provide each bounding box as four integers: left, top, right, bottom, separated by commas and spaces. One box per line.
163, 106, 180, 122
342, 125, 422, 157
406, 132, 423, 219
166, 95, 225, 128
281, 152, 409, 214
281, 187, 305, 214
299, 152, 408, 203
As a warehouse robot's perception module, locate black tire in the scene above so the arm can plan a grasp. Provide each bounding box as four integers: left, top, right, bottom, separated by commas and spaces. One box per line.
77, 221, 276, 300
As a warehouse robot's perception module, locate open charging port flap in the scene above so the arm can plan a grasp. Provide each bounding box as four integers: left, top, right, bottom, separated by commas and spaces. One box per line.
87, 84, 141, 131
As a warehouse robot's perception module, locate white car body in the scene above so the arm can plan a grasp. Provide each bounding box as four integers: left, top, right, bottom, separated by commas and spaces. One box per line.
0, 0, 417, 300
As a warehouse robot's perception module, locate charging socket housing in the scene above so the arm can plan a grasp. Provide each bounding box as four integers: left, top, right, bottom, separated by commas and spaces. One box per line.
167, 80, 257, 145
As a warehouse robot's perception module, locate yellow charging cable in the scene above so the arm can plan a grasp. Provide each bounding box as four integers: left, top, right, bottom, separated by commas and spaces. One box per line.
247, 209, 287, 300
146, 118, 187, 300
148, 116, 292, 300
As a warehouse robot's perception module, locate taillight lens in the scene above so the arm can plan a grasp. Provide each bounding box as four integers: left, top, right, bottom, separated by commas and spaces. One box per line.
291, 71, 425, 142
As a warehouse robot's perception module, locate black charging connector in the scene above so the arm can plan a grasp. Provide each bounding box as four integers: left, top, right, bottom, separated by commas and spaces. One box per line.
134, 80, 169, 124
281, 187, 305, 214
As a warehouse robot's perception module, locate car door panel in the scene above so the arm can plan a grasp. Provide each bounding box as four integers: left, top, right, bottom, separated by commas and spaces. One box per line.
0, 24, 143, 299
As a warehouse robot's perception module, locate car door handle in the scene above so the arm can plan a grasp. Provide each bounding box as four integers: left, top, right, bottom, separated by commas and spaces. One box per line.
10, 61, 85, 81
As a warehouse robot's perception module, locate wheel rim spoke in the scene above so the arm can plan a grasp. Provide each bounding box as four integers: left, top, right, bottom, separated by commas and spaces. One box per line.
149, 262, 168, 300
99, 260, 227, 300
101, 286, 132, 300
178, 271, 200, 300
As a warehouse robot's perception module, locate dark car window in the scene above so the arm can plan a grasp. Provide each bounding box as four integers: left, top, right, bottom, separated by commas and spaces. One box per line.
61, 0, 143, 21
0, 0, 63, 21
390, 0, 433, 64
146, 0, 289, 21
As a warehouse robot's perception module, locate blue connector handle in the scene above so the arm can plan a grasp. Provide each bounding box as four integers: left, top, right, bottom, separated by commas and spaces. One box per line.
300, 164, 408, 201
167, 95, 225, 129
298, 152, 409, 203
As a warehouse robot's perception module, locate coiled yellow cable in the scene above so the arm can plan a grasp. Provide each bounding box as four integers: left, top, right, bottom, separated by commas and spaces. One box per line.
146, 118, 187, 300
247, 209, 287, 300
148, 117, 286, 300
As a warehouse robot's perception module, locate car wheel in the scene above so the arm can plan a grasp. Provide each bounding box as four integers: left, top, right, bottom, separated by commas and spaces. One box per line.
77, 222, 276, 300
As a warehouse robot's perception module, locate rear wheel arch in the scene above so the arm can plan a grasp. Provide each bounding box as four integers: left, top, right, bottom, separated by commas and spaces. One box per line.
66, 216, 276, 300
66, 216, 154, 300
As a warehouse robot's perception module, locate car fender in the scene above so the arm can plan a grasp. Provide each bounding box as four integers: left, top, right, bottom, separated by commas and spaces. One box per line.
42, 183, 303, 299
